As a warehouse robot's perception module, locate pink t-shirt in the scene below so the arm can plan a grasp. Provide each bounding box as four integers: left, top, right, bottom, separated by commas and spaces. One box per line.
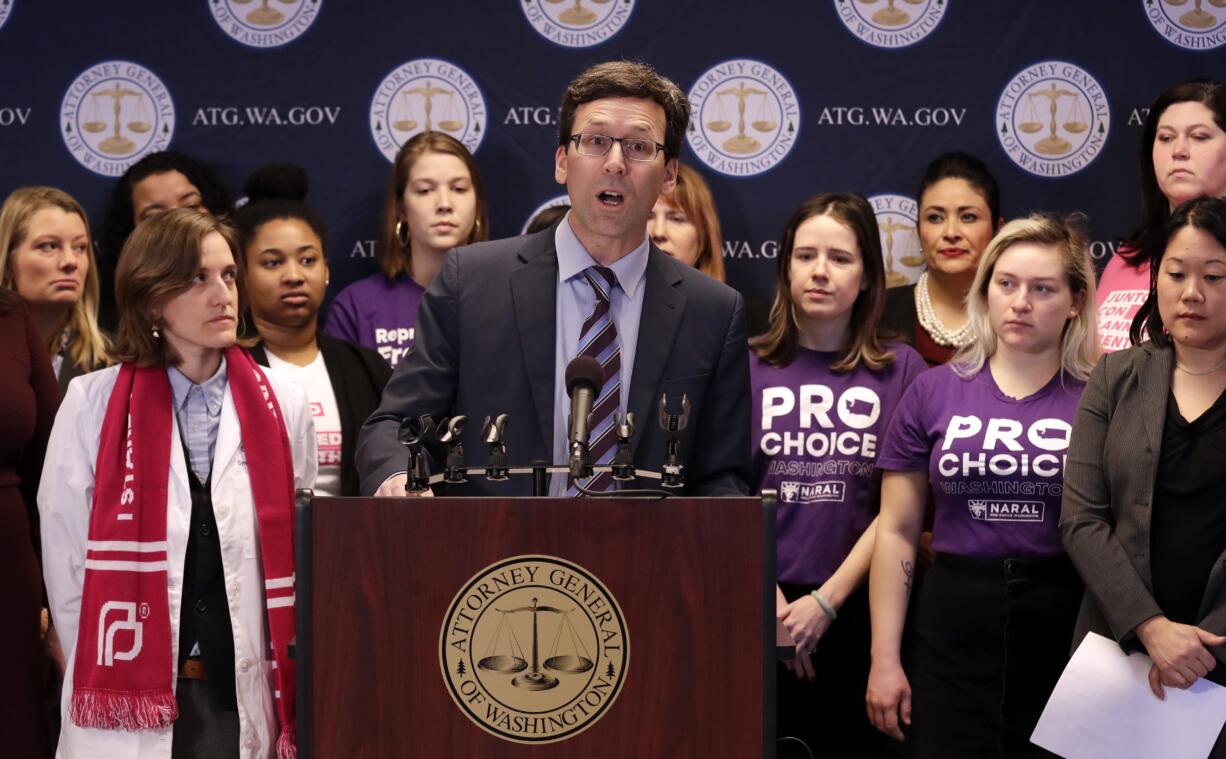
1096, 250, 1149, 354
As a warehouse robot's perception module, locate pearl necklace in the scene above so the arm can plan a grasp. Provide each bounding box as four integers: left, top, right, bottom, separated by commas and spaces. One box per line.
914, 272, 974, 348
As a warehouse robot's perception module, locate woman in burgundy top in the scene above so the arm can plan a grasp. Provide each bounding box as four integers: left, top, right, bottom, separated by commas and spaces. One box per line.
880, 152, 1004, 366
0, 290, 59, 756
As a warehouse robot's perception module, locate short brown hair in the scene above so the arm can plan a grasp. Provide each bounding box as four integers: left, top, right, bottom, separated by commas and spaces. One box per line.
113, 208, 244, 367
558, 61, 690, 161
752, 193, 893, 372
660, 164, 724, 282
378, 131, 489, 280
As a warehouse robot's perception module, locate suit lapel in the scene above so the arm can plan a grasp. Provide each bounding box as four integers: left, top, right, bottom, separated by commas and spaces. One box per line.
627, 250, 685, 453
1138, 343, 1172, 461
511, 235, 560, 452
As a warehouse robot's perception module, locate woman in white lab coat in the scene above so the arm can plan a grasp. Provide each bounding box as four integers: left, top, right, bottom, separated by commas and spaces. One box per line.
39, 208, 316, 759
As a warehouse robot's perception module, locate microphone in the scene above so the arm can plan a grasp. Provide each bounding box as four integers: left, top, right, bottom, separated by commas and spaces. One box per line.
566, 356, 605, 479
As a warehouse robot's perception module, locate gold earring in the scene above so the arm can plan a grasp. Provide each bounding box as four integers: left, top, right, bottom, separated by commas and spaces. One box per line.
395, 221, 410, 247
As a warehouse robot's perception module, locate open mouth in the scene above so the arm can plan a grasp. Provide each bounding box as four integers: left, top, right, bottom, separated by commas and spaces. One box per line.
598, 191, 624, 206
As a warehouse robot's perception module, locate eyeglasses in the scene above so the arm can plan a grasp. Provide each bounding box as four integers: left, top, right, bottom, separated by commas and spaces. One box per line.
569, 133, 665, 162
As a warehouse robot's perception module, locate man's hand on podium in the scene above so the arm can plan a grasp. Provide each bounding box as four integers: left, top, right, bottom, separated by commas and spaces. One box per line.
374, 473, 432, 497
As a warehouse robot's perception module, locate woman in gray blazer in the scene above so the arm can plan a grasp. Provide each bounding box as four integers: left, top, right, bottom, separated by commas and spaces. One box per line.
1063, 196, 1226, 754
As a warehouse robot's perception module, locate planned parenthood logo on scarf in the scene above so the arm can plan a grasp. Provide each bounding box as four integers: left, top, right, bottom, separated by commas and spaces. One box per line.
522, 0, 635, 48
686, 59, 800, 178
370, 58, 487, 162
209, 0, 321, 48
61, 61, 175, 177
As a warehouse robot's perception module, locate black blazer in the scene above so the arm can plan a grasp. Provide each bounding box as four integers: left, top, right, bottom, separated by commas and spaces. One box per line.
250, 334, 392, 497
879, 284, 917, 346
356, 228, 752, 497
56, 355, 106, 398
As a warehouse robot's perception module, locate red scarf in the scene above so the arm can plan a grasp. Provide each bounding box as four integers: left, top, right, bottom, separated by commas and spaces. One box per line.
72, 346, 298, 758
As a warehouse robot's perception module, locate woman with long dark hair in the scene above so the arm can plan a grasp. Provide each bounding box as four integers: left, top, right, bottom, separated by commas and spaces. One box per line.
752, 192, 925, 757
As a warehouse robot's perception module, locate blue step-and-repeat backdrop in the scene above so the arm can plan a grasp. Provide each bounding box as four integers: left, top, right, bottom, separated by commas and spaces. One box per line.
0, 0, 1222, 308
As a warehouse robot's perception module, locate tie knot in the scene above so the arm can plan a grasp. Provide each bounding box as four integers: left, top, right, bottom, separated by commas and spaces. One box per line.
584, 266, 616, 302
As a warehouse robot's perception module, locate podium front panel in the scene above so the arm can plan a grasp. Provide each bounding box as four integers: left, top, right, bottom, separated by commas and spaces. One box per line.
303, 496, 772, 758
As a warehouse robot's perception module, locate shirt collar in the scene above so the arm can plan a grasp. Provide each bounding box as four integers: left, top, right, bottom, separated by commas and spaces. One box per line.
554, 213, 649, 298
168, 356, 228, 418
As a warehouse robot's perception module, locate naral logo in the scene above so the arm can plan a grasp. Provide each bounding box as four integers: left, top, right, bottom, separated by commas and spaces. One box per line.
996, 61, 1110, 178
687, 59, 800, 178
967, 499, 1045, 522
868, 194, 923, 288
779, 480, 846, 504
61, 61, 175, 177
522, 0, 635, 48
521, 194, 570, 235
1143, 0, 1226, 51
97, 601, 143, 666
370, 58, 487, 162
441, 555, 628, 744
833, 0, 948, 49
210, 0, 321, 48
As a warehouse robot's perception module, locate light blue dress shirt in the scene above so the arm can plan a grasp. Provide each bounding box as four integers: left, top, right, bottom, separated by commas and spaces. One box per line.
168, 358, 227, 483
550, 214, 649, 494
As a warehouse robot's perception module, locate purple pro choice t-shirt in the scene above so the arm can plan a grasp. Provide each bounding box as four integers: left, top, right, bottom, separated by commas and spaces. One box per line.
323, 273, 426, 367
752, 344, 927, 587
877, 364, 1086, 559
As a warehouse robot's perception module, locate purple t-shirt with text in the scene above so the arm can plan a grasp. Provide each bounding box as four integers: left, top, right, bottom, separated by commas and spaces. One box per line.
752, 344, 926, 587
323, 273, 425, 367
877, 364, 1086, 559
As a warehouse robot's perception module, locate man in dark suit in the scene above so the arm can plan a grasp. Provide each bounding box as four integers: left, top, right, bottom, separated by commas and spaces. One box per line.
357, 60, 750, 497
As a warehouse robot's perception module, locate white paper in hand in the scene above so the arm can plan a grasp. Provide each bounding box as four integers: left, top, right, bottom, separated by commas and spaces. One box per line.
1030, 632, 1226, 759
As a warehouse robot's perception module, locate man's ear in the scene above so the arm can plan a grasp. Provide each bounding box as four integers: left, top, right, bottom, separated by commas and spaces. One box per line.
555, 144, 569, 186
660, 158, 679, 195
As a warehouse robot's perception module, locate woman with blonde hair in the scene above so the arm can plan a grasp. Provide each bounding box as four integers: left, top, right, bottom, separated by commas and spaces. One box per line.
325, 131, 489, 366
1, 186, 110, 393
867, 213, 1099, 757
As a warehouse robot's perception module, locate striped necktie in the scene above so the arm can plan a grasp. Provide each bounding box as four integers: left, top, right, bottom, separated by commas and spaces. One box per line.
568, 266, 621, 494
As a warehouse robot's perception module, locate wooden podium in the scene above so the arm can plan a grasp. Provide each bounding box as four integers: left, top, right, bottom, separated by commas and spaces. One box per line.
296, 495, 775, 758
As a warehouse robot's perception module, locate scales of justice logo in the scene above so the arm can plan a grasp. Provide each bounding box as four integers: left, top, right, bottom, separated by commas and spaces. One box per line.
996, 61, 1110, 179
209, 0, 321, 48
868, 194, 924, 288
61, 61, 175, 178
522, 0, 635, 48
1143, 0, 1226, 50
370, 59, 487, 162
834, 0, 948, 49
687, 59, 800, 178
440, 555, 628, 744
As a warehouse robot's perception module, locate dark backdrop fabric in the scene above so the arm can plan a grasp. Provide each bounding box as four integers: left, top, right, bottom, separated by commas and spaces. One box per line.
0, 0, 1221, 312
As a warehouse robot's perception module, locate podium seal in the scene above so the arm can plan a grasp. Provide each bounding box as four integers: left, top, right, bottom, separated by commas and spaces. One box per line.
440, 555, 628, 743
